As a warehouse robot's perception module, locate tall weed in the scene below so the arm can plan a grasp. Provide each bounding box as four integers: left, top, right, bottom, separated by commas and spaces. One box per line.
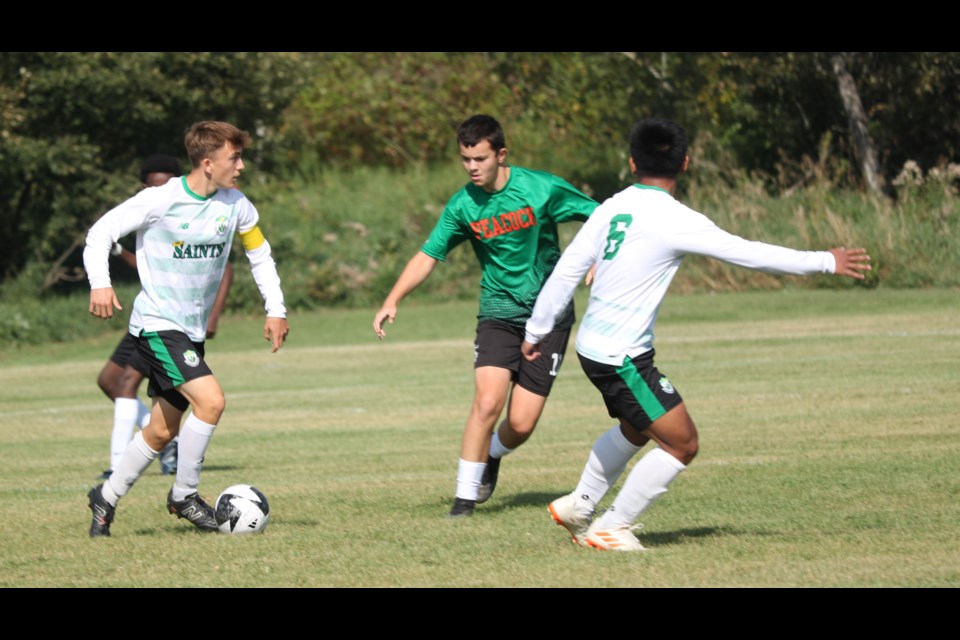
4, 157, 957, 347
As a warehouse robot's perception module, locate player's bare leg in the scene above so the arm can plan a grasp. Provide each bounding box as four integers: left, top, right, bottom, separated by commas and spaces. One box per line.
476, 385, 548, 504
449, 366, 511, 517
497, 385, 547, 448
640, 402, 698, 465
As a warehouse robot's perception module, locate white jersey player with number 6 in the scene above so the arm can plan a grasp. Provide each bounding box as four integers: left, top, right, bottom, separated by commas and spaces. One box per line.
521, 118, 871, 551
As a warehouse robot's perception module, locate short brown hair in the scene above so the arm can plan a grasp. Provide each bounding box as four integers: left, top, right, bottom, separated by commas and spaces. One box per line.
184, 121, 252, 167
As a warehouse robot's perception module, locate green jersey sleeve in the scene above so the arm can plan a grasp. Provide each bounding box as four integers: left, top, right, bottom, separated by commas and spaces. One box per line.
544, 173, 597, 224
421, 198, 470, 261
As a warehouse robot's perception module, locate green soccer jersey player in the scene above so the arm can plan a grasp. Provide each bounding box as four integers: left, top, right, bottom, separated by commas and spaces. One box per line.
373, 114, 598, 517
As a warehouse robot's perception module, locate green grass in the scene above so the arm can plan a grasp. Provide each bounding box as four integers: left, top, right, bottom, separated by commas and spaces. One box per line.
1, 288, 958, 587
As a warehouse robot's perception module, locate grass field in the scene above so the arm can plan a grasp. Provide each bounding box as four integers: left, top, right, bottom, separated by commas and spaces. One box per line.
1, 288, 958, 587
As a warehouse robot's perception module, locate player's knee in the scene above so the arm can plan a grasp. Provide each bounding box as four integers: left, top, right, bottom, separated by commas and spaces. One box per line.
116, 370, 143, 397
505, 417, 536, 438
674, 431, 699, 465
472, 394, 505, 422
96, 378, 113, 397
97, 370, 117, 397
198, 393, 226, 421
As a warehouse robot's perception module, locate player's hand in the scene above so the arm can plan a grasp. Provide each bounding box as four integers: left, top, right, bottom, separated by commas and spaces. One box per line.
89, 287, 121, 319
585, 263, 597, 286
829, 247, 872, 279
373, 304, 397, 340
264, 317, 289, 352
206, 316, 220, 339
521, 340, 541, 362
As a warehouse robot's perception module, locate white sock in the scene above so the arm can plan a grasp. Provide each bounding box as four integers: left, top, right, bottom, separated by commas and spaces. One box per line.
488, 431, 514, 459
109, 398, 140, 470
136, 399, 151, 429
573, 424, 642, 517
455, 459, 486, 501
595, 447, 686, 530
171, 413, 216, 501
103, 431, 159, 505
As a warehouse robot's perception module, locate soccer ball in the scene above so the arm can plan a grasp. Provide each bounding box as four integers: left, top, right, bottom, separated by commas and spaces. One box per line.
214, 484, 270, 535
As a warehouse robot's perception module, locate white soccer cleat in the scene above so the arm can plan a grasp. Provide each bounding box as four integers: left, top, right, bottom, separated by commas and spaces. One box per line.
548, 493, 592, 545
584, 519, 647, 552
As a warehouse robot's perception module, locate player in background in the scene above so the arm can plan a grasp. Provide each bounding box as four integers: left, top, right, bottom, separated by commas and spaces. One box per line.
374, 114, 598, 517
84, 121, 288, 537
95, 153, 234, 480
522, 117, 871, 551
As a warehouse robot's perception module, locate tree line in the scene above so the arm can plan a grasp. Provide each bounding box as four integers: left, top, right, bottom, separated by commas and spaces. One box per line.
2, 52, 958, 297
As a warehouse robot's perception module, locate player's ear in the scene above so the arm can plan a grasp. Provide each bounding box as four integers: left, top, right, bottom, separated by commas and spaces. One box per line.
681, 155, 690, 173
497, 147, 508, 165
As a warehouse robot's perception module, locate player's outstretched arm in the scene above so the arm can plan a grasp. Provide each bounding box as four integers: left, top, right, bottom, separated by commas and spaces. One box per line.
89, 287, 122, 319
264, 316, 289, 353
829, 247, 872, 279
373, 251, 438, 340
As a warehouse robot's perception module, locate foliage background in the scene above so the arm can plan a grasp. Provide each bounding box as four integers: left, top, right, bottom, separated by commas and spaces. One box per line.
2, 52, 958, 346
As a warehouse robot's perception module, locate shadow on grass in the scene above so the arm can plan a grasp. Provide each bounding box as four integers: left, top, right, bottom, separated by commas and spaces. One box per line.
641, 528, 728, 546
487, 491, 738, 546
197, 464, 242, 473
494, 491, 567, 510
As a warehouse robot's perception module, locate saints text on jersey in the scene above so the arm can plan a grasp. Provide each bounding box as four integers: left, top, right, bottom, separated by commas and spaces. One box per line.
172, 241, 227, 259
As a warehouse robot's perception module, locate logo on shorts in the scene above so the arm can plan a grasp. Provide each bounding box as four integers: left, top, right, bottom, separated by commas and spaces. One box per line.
215, 216, 228, 235
659, 376, 675, 394
183, 350, 200, 367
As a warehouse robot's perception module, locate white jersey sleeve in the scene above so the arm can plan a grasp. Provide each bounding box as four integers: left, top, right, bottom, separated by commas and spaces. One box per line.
83, 188, 167, 289
537, 185, 839, 366
524, 212, 604, 343
669, 210, 836, 275
237, 200, 286, 318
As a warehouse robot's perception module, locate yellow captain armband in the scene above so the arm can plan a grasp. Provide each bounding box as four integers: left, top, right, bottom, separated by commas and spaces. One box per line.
240, 226, 266, 251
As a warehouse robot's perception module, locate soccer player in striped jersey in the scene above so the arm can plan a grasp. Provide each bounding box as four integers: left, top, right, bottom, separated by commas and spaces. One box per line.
83, 121, 289, 537
373, 115, 598, 518
95, 153, 234, 481
523, 118, 871, 551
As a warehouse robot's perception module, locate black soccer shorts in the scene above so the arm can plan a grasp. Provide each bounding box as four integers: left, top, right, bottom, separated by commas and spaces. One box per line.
474, 319, 570, 397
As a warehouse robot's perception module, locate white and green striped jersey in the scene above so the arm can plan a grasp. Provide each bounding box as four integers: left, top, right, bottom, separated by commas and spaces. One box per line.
525, 184, 836, 365
84, 176, 285, 342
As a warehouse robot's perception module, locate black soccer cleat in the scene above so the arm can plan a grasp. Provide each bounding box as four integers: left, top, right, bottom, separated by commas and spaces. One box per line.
166, 489, 218, 532
475, 455, 501, 504
447, 497, 476, 518
88, 484, 115, 538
